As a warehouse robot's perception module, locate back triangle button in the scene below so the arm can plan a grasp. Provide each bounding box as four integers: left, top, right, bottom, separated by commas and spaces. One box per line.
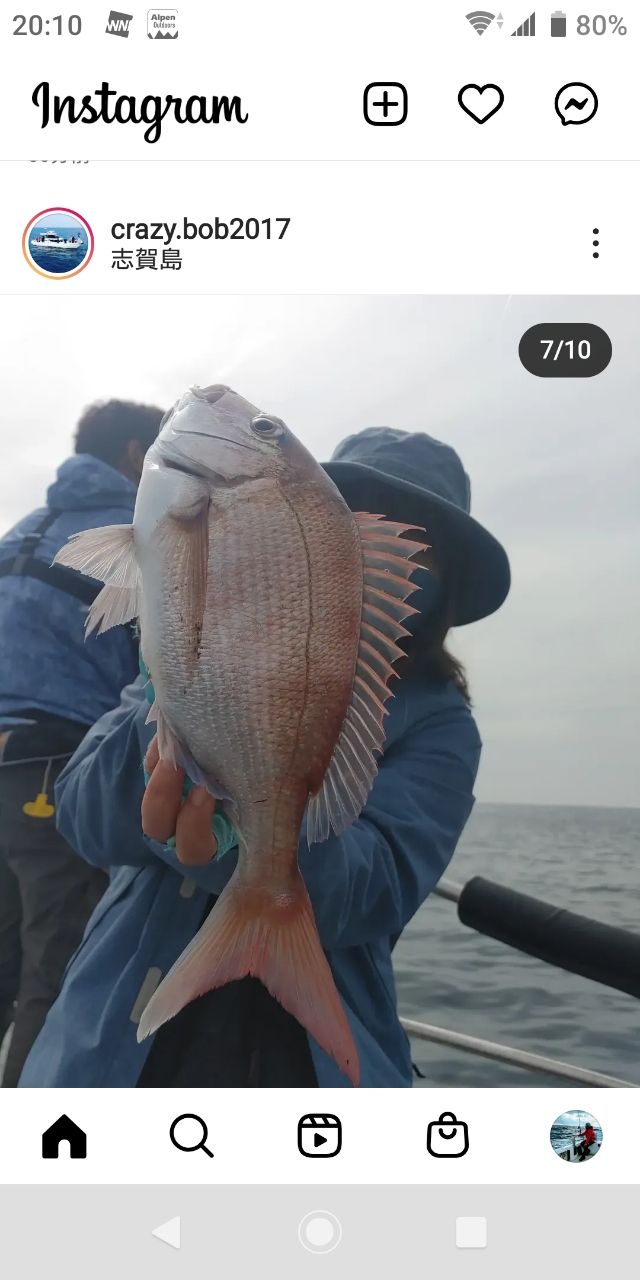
152, 1216, 181, 1250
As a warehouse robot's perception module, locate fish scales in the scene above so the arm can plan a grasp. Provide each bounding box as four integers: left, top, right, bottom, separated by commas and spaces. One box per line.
151, 479, 361, 855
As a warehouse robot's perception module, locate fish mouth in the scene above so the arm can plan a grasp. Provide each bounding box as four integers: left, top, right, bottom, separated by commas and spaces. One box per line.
162, 456, 205, 480
160, 432, 259, 486
179, 429, 261, 456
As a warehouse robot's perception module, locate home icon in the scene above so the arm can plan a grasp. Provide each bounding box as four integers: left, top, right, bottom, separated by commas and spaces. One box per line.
41, 1114, 87, 1159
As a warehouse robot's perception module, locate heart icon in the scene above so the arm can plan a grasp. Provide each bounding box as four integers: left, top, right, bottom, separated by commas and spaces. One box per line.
458, 83, 504, 124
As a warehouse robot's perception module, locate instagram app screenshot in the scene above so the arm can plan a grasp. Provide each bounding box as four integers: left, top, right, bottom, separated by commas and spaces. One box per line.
0, 2, 638, 1273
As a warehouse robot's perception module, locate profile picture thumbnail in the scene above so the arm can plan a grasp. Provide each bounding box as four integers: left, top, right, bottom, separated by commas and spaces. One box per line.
22, 208, 94, 280
550, 1109, 602, 1163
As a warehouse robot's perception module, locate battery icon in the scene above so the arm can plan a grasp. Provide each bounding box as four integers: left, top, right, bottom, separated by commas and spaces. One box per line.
550, 10, 567, 35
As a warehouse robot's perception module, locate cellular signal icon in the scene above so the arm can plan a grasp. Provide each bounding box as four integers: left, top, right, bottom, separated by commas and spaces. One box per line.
466, 11, 496, 35
511, 10, 536, 35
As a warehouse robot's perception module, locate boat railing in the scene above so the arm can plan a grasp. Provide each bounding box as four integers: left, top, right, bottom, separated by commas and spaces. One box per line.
556, 1139, 576, 1160
400, 873, 640, 1087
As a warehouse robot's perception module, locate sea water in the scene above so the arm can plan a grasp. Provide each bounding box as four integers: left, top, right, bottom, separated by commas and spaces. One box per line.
394, 803, 640, 1087
549, 1122, 603, 1154
29, 227, 87, 274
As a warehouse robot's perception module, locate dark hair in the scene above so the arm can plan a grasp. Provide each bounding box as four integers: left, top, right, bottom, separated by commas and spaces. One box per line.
399, 558, 471, 703
74, 399, 164, 467
401, 605, 470, 703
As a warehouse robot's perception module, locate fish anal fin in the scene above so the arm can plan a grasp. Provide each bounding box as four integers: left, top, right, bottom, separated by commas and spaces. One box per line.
54, 524, 137, 586
306, 512, 427, 845
155, 705, 230, 801
136, 871, 360, 1086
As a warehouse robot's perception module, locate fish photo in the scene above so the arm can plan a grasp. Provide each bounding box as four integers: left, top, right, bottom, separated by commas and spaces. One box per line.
0, 294, 638, 1092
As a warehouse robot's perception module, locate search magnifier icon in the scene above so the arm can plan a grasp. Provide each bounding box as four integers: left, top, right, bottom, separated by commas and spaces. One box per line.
170, 1113, 214, 1158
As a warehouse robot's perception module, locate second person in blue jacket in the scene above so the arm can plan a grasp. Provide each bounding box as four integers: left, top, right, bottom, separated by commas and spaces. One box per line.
0, 397, 164, 1086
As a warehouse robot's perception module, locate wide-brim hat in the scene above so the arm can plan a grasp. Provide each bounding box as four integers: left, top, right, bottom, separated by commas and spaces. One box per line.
323, 427, 510, 626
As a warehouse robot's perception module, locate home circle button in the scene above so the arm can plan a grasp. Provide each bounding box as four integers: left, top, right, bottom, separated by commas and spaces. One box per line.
298, 1211, 342, 1254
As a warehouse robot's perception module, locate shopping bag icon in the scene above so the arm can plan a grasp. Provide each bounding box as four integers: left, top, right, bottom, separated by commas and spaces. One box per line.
426, 1111, 469, 1158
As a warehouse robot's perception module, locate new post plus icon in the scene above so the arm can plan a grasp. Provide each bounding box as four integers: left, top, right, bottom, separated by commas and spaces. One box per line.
363, 83, 408, 126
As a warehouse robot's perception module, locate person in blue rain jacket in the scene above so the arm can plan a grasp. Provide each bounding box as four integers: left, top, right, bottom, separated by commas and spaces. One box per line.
20, 427, 510, 1088
0, 398, 164, 1086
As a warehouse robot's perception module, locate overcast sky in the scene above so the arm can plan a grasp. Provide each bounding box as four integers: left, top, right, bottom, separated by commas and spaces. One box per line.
32, 213, 81, 229
2, 294, 638, 808
554, 1111, 601, 1132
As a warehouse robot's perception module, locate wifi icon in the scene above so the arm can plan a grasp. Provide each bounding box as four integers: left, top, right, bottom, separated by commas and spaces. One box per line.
466, 10, 496, 35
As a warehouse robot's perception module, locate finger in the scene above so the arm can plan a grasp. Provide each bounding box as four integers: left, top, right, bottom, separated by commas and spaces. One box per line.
175, 787, 218, 865
142, 759, 185, 842
144, 734, 160, 775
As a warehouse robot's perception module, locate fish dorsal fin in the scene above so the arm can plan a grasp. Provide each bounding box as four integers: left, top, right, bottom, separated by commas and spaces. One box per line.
306, 513, 427, 845
54, 524, 141, 636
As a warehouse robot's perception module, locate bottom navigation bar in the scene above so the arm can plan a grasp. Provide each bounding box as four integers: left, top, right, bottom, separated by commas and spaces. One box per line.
0, 1089, 634, 1184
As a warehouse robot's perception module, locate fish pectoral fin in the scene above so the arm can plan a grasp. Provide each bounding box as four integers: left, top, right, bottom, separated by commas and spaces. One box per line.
56, 525, 140, 636
306, 511, 428, 845
54, 523, 138, 586
86, 583, 140, 636
155, 705, 230, 800
157, 498, 209, 660
136, 871, 360, 1086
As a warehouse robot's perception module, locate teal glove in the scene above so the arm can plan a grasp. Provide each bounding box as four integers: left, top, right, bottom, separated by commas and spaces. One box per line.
139, 652, 236, 857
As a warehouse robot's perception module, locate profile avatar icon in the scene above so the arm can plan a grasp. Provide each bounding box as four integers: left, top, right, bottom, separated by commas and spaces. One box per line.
550, 1109, 602, 1163
23, 208, 94, 280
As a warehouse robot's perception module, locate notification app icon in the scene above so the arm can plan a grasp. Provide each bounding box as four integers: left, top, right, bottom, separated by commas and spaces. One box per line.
297, 1114, 342, 1158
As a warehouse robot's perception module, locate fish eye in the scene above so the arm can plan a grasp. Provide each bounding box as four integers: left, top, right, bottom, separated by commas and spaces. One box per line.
250, 414, 285, 440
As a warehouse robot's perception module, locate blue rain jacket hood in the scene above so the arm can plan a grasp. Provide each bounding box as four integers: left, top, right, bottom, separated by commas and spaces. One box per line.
0, 454, 139, 726
20, 675, 481, 1088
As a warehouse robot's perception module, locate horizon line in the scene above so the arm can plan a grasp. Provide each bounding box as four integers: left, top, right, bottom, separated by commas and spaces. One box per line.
475, 799, 639, 812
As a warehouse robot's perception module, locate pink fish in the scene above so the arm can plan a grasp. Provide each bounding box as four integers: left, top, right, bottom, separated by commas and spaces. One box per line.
56, 385, 427, 1085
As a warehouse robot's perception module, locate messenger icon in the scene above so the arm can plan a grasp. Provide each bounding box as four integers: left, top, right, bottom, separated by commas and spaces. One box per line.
555, 82, 599, 126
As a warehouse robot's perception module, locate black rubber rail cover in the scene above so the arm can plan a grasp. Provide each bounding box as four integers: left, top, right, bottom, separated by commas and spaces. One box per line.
458, 876, 640, 1000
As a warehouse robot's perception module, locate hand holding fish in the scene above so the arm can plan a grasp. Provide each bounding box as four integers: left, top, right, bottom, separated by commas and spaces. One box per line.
142, 733, 218, 866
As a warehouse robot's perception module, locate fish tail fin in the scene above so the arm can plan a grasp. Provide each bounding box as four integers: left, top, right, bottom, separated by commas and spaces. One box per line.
136, 870, 360, 1086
